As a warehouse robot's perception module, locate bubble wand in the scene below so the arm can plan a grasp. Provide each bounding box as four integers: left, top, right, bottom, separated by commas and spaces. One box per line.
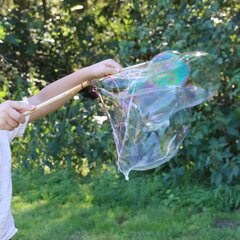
23, 50, 217, 180
23, 62, 148, 117
23, 51, 208, 117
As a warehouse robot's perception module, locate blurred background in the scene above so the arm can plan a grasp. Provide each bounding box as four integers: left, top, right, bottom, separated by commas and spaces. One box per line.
0, 0, 239, 239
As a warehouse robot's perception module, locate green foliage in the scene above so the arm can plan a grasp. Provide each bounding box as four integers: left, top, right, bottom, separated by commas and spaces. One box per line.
214, 185, 240, 211
0, 0, 239, 185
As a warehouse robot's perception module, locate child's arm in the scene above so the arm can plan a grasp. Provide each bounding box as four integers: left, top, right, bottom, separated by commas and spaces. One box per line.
28, 59, 122, 122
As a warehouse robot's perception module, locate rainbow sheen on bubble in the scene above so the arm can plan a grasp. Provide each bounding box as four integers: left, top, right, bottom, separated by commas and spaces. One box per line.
92, 51, 218, 180
129, 52, 190, 90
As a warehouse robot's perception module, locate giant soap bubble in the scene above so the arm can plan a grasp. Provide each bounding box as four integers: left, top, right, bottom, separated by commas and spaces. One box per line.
92, 51, 218, 180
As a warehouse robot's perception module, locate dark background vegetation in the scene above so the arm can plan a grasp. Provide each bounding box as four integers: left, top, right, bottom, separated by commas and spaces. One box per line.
0, 0, 239, 187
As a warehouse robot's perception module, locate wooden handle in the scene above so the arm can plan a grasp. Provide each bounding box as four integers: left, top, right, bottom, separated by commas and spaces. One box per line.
23, 61, 149, 117
23, 80, 91, 117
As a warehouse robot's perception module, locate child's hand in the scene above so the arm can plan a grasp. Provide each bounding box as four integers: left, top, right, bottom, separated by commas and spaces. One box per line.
0, 101, 35, 131
88, 59, 122, 79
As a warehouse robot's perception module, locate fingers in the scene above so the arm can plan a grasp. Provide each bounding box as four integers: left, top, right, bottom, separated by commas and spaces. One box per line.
10, 101, 35, 113
0, 101, 30, 131
104, 66, 120, 76
104, 59, 122, 70
89, 59, 122, 79
6, 108, 25, 130
103, 59, 123, 76
7, 117, 19, 129
3, 124, 14, 131
0, 114, 19, 131
8, 108, 25, 124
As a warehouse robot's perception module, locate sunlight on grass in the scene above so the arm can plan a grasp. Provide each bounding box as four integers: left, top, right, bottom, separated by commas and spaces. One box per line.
11, 169, 240, 240
12, 196, 48, 214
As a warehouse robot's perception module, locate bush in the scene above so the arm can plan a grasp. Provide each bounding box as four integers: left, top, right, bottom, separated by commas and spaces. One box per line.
0, 0, 239, 185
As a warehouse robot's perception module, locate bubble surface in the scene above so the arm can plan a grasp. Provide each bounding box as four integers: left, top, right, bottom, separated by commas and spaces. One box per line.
92, 51, 218, 180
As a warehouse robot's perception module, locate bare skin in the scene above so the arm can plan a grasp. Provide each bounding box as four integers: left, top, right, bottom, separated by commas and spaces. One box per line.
0, 59, 122, 131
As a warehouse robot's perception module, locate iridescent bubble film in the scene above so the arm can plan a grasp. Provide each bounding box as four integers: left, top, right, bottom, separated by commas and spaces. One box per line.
92, 51, 218, 180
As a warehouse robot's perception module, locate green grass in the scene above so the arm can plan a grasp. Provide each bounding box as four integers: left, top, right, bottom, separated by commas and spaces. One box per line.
12, 168, 240, 240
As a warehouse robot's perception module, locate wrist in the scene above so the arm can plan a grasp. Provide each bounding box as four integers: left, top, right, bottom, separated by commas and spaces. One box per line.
76, 66, 96, 82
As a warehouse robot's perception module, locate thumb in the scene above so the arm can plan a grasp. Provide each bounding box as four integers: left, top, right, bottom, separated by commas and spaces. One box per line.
11, 101, 35, 113
104, 66, 122, 76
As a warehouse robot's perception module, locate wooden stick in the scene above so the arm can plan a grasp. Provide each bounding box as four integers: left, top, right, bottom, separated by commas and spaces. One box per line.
23, 61, 149, 117
23, 80, 91, 116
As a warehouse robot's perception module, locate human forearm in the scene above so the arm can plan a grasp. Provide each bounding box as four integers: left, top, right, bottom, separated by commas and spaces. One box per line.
28, 67, 94, 122
30, 67, 88, 103
28, 59, 122, 122
36, 67, 93, 102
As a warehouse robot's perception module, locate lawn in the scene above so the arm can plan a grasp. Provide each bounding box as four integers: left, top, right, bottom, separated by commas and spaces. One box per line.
12, 168, 240, 240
